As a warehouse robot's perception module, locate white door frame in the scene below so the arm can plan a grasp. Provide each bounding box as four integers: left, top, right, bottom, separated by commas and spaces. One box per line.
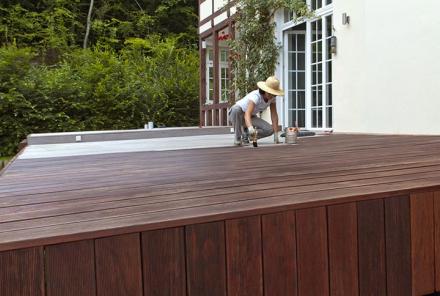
282, 6, 333, 131
283, 30, 307, 129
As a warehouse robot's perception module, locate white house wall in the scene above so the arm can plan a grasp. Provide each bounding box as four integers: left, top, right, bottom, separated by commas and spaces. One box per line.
199, 22, 212, 35
214, 12, 228, 26
333, 0, 440, 135
200, 0, 213, 21
214, 0, 228, 12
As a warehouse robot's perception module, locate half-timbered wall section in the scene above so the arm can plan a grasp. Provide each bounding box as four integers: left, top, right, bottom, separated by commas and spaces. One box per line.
199, 0, 236, 126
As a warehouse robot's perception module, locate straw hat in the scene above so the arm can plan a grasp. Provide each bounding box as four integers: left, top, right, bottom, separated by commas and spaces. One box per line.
257, 76, 284, 96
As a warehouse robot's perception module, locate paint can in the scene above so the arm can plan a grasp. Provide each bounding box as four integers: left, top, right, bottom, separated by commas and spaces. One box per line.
285, 127, 297, 144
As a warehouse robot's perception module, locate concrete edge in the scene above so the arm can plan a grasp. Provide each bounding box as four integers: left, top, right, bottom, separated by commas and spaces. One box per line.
27, 126, 233, 145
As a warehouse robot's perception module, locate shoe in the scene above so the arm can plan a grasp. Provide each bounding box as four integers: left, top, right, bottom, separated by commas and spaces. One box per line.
242, 129, 250, 144
242, 135, 250, 145
234, 138, 242, 146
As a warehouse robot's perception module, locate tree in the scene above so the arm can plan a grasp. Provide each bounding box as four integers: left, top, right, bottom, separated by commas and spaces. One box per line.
229, 0, 311, 102
83, 0, 94, 48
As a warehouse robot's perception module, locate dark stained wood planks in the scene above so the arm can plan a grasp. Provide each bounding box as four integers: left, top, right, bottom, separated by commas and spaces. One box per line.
45, 240, 96, 296
95, 233, 143, 296
186, 222, 226, 296
411, 192, 435, 295
142, 227, 186, 296
226, 216, 263, 296
357, 199, 386, 296
384, 196, 412, 296
0, 247, 44, 296
296, 207, 329, 296
262, 211, 297, 296
328, 202, 358, 296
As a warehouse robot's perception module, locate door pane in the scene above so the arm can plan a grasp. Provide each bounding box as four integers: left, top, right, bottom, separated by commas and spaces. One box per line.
289, 91, 297, 108
326, 85, 332, 105
289, 53, 297, 69
297, 35, 305, 51
298, 72, 305, 89
298, 110, 305, 127
326, 107, 333, 128
298, 91, 306, 108
289, 72, 297, 89
298, 53, 305, 70
326, 61, 332, 82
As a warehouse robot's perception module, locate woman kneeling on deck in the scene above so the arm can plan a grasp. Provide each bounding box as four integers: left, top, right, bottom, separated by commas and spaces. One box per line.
228, 76, 284, 146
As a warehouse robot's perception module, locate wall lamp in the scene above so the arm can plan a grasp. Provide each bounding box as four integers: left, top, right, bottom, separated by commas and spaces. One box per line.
330, 36, 337, 55
342, 13, 350, 25
201, 41, 207, 49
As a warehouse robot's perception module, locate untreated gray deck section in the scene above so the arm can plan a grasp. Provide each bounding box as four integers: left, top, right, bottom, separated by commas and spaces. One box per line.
27, 126, 231, 145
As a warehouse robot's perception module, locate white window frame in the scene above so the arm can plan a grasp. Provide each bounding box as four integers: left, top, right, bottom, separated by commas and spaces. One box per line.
206, 48, 214, 104
283, 30, 307, 128
219, 48, 229, 103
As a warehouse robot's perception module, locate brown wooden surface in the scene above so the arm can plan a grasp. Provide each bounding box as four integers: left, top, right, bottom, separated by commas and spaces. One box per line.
0, 247, 44, 296
328, 203, 358, 296
384, 196, 412, 296
435, 191, 440, 291
296, 207, 329, 296
262, 211, 297, 296
186, 222, 226, 296
142, 227, 186, 296
95, 233, 143, 296
45, 240, 96, 296
411, 192, 435, 295
226, 216, 263, 296
2, 134, 440, 251
357, 199, 386, 296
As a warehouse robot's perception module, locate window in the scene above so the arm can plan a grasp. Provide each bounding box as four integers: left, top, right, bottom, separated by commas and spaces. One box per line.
219, 49, 229, 102
206, 48, 214, 103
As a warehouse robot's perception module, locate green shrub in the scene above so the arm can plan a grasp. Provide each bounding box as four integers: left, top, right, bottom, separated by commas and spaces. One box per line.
0, 38, 199, 156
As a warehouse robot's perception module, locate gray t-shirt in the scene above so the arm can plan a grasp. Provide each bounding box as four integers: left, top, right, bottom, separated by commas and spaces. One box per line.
235, 90, 275, 115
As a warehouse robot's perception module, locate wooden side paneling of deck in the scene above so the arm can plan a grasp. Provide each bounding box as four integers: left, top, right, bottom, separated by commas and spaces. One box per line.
2, 191, 439, 295
328, 203, 358, 296
45, 240, 96, 296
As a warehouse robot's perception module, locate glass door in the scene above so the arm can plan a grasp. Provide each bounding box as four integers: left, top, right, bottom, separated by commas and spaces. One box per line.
310, 14, 333, 129
286, 31, 306, 128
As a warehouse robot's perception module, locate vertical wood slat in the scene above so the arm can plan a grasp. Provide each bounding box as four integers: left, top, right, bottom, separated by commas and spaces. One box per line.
142, 227, 186, 296
262, 211, 297, 296
384, 196, 412, 296
328, 203, 358, 296
357, 199, 386, 296
411, 192, 435, 295
226, 216, 263, 296
95, 233, 143, 296
435, 191, 440, 292
186, 222, 226, 296
45, 240, 96, 296
296, 207, 329, 296
0, 247, 44, 296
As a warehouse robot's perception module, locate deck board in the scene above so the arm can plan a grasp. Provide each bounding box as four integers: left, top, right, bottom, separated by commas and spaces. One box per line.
1, 134, 440, 251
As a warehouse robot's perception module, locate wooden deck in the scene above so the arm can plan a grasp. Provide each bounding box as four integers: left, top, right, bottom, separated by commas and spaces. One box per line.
1, 134, 440, 295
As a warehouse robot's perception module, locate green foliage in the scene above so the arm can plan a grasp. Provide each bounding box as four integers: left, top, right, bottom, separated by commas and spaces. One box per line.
0, 1, 199, 156
230, 0, 311, 102
0, 38, 199, 156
